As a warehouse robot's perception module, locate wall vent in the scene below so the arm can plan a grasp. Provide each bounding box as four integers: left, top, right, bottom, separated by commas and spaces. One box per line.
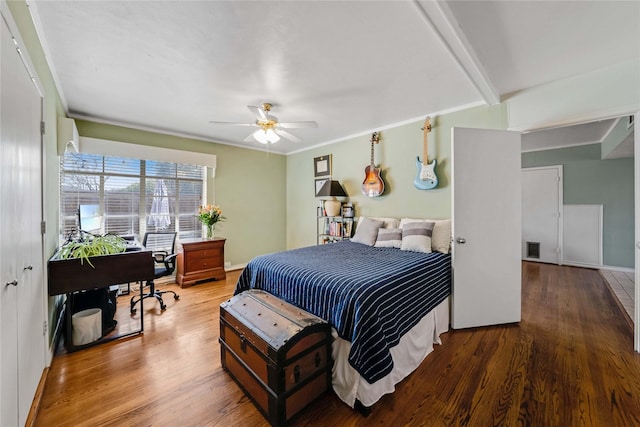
527, 242, 540, 259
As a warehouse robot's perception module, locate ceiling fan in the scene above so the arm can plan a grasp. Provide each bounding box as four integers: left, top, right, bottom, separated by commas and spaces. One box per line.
209, 103, 318, 144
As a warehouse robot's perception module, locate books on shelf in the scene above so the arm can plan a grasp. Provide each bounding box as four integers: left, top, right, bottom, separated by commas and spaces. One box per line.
344, 221, 353, 237
328, 221, 343, 237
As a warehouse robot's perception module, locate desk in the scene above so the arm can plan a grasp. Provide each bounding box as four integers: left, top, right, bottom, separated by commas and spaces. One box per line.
48, 248, 154, 352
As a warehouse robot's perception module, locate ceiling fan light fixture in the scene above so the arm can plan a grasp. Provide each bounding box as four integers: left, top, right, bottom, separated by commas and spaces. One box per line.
253, 129, 280, 144
210, 102, 316, 144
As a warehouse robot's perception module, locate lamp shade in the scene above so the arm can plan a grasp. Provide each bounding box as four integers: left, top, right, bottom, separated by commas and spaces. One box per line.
316, 180, 347, 198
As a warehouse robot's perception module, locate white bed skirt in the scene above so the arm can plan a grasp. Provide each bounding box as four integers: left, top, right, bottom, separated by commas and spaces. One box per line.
331, 297, 450, 408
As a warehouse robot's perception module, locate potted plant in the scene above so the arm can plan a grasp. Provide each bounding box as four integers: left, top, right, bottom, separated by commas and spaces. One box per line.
57, 233, 128, 267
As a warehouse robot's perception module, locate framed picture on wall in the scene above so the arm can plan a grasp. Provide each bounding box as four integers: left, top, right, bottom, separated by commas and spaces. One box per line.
315, 178, 329, 196
314, 155, 332, 177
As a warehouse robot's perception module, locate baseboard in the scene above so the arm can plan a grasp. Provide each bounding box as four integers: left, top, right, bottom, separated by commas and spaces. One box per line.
25, 366, 49, 427
225, 263, 247, 272
561, 261, 602, 270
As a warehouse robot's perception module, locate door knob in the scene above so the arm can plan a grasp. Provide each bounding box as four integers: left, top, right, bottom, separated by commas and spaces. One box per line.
23, 265, 33, 271
5, 280, 18, 287
456, 237, 467, 244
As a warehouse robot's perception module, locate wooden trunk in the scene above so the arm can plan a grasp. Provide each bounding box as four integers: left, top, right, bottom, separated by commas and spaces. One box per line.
219, 290, 331, 427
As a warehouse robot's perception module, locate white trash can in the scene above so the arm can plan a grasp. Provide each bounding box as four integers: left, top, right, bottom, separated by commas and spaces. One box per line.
72, 308, 102, 346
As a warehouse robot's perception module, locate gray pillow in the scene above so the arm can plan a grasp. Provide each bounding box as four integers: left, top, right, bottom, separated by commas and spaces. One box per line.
374, 228, 402, 248
400, 221, 435, 253
351, 218, 384, 246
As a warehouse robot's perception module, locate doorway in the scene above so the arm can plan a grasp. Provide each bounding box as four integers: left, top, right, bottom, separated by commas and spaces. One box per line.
521, 115, 637, 350
522, 166, 562, 264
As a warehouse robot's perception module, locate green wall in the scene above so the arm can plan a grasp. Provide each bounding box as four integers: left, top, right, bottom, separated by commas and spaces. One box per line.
286, 104, 508, 249
76, 121, 288, 267
522, 144, 634, 268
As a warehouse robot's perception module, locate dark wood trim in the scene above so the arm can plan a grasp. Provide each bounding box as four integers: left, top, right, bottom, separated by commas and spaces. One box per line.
26, 367, 48, 427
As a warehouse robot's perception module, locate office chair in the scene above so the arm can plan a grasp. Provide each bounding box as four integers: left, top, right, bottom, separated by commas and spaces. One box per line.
130, 232, 180, 313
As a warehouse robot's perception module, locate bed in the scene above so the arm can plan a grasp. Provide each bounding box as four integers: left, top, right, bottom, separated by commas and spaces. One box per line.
234, 236, 451, 408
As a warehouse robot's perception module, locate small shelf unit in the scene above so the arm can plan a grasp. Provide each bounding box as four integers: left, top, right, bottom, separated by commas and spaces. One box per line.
316, 202, 355, 245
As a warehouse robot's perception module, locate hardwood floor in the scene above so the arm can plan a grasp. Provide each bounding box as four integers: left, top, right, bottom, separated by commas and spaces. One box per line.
35, 262, 640, 427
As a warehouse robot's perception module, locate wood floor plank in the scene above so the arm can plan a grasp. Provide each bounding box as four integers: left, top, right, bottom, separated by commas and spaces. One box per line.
34, 263, 640, 426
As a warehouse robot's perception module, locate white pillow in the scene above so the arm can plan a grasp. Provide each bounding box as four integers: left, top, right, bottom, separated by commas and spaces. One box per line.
374, 228, 402, 248
400, 221, 434, 253
358, 216, 399, 229
351, 218, 384, 246
400, 218, 451, 254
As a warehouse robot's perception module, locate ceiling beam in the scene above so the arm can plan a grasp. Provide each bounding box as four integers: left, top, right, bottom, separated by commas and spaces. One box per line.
413, 0, 500, 105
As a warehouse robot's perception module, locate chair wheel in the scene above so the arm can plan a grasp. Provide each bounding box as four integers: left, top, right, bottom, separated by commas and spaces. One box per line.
130, 308, 137, 314
174, 295, 180, 300
160, 304, 167, 310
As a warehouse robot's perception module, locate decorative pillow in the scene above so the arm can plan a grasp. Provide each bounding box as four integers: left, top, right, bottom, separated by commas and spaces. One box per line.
400, 218, 452, 254
374, 228, 402, 248
351, 218, 384, 246
400, 221, 435, 253
358, 216, 400, 229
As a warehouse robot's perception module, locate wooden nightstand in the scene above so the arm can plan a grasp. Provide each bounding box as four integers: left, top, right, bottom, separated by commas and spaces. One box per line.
176, 238, 226, 288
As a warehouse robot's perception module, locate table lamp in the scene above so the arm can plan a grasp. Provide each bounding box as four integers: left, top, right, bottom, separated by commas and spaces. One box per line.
316, 180, 347, 217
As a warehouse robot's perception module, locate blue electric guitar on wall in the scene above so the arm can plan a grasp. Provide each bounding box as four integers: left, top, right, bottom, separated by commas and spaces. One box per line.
413, 116, 438, 190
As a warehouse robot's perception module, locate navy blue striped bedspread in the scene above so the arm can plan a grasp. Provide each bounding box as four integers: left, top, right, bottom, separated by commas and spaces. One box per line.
234, 241, 451, 384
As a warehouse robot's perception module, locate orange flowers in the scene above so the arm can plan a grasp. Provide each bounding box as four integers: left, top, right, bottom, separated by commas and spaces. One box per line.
197, 204, 224, 226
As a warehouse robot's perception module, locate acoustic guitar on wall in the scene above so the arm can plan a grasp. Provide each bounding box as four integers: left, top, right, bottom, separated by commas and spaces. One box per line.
362, 132, 384, 197
413, 116, 438, 190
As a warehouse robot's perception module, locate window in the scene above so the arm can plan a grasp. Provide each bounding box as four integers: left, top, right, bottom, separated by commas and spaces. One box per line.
60, 151, 205, 240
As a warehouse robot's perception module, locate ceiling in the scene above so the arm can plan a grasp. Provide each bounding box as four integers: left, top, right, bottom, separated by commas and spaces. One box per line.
522, 116, 637, 158
28, 1, 640, 155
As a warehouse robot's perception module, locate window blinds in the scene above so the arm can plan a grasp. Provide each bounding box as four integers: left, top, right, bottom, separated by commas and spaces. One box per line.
60, 150, 205, 240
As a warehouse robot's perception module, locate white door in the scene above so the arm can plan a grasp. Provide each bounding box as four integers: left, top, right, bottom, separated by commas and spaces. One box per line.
522, 166, 562, 264
0, 11, 45, 426
451, 127, 522, 329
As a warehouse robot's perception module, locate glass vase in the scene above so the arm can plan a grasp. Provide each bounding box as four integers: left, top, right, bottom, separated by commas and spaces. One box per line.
206, 224, 214, 239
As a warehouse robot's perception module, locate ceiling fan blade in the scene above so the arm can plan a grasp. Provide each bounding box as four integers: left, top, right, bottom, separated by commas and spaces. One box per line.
208, 121, 256, 127
243, 133, 256, 143
275, 129, 302, 143
247, 105, 267, 120
277, 121, 318, 129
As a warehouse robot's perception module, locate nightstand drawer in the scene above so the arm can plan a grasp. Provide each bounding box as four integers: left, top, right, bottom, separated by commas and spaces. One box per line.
186, 254, 222, 271
189, 249, 222, 260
